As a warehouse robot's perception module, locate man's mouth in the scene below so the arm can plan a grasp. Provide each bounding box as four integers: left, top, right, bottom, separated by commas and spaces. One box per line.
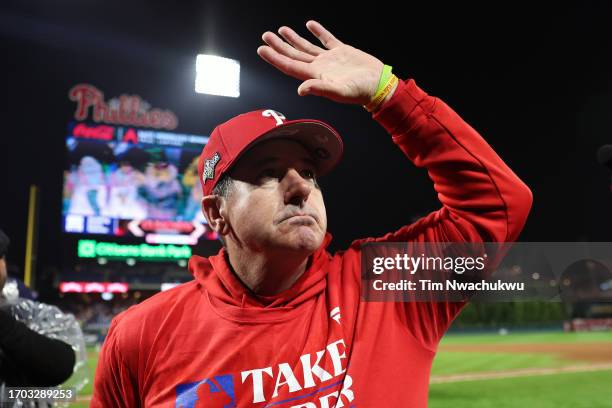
278, 212, 318, 224
284, 214, 316, 223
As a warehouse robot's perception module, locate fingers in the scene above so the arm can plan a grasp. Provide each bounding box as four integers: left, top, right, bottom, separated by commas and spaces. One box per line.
257, 45, 315, 81
256, 20, 342, 83
262, 31, 316, 63
277, 26, 325, 56
305, 20, 343, 49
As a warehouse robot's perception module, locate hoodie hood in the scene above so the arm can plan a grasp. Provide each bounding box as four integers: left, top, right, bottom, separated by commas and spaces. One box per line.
188, 233, 333, 320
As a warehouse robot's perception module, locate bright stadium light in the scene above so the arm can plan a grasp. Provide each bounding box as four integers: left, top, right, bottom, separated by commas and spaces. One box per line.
195, 54, 240, 97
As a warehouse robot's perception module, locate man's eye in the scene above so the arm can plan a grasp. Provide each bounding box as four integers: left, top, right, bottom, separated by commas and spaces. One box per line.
259, 169, 278, 179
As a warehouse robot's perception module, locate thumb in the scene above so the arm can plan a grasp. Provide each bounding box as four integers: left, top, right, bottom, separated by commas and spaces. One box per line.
297, 79, 337, 98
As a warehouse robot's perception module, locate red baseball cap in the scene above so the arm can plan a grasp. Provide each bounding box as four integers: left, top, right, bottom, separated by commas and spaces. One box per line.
198, 109, 343, 196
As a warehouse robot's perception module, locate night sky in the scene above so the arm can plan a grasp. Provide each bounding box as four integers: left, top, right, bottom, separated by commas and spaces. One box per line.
1, 1, 612, 281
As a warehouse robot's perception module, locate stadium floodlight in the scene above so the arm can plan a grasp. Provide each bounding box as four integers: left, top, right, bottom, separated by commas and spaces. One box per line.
195, 54, 240, 97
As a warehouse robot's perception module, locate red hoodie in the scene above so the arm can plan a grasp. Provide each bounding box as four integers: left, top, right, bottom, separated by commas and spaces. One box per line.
91, 78, 532, 407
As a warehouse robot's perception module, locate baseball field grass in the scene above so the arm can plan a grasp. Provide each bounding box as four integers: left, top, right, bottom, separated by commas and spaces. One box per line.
68, 331, 612, 407
429, 331, 612, 408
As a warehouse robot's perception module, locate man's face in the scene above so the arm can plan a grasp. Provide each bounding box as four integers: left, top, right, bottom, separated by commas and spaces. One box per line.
223, 138, 327, 254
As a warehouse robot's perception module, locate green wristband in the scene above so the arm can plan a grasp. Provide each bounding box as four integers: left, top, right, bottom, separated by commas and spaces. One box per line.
376, 65, 394, 95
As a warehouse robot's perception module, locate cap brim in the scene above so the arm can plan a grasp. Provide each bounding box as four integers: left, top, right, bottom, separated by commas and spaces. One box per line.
255, 119, 344, 177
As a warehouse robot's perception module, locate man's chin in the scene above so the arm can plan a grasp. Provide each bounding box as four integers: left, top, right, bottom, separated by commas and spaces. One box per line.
278, 226, 323, 253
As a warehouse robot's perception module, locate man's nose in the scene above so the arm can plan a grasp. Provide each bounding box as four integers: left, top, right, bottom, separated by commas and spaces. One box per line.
282, 168, 313, 207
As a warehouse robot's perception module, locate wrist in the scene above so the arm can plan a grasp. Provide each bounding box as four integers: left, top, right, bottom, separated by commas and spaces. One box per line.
371, 80, 398, 113
363, 65, 398, 112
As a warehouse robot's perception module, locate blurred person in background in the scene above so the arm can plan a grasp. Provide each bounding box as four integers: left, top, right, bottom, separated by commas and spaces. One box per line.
0, 229, 87, 403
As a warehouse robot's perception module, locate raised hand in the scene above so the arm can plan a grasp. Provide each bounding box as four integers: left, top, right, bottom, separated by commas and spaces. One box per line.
257, 20, 385, 106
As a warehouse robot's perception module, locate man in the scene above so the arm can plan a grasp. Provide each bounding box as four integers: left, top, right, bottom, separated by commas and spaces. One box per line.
92, 21, 532, 407
0, 229, 76, 390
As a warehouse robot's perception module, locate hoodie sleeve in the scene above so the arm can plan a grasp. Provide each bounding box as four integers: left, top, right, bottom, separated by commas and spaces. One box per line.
90, 316, 139, 408
351, 78, 532, 350
0, 309, 75, 386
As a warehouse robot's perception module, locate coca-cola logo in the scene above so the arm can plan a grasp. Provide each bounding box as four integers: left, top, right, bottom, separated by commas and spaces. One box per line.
72, 123, 115, 140
68, 84, 179, 130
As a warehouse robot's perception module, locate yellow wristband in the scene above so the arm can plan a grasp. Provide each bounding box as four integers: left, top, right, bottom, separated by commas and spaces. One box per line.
364, 73, 398, 112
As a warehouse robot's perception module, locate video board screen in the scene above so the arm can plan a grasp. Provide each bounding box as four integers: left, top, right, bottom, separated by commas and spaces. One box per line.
62, 122, 217, 245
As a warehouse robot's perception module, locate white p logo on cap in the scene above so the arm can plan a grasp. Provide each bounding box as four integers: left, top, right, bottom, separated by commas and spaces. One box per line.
262, 109, 286, 126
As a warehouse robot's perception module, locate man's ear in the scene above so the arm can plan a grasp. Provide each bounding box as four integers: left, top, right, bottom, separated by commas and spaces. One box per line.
202, 195, 230, 237
0, 257, 7, 291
